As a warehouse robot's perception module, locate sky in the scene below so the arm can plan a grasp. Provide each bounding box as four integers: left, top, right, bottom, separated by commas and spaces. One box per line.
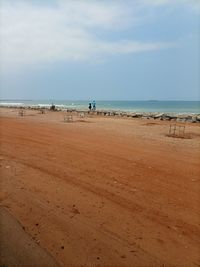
0, 0, 199, 101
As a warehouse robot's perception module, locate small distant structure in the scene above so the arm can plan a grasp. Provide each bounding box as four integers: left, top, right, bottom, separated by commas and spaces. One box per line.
168, 124, 186, 138
39, 108, 45, 114
18, 109, 25, 116
64, 114, 73, 123
79, 112, 85, 118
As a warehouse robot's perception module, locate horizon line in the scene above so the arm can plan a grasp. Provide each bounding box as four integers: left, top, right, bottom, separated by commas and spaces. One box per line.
0, 99, 199, 102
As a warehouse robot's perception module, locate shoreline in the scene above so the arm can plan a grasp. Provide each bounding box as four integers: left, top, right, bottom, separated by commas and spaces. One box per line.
1, 104, 200, 123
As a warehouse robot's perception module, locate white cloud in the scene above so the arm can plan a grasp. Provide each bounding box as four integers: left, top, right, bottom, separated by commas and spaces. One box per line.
0, 0, 180, 71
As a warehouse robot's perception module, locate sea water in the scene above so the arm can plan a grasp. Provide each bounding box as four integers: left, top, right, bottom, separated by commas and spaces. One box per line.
0, 100, 199, 114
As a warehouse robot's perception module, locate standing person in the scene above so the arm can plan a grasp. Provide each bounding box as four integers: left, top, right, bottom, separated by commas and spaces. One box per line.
50, 103, 56, 111
92, 100, 96, 111
88, 102, 92, 111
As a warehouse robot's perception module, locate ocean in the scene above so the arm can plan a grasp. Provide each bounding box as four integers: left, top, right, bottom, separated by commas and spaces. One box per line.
0, 100, 199, 114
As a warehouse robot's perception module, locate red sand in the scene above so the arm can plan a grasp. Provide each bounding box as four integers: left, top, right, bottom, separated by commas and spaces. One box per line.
0, 207, 61, 267
0, 108, 200, 267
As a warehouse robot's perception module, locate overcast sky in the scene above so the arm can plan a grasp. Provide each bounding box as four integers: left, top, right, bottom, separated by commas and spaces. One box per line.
0, 0, 199, 100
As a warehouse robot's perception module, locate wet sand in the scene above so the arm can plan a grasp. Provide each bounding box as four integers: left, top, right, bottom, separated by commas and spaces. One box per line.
0, 108, 200, 267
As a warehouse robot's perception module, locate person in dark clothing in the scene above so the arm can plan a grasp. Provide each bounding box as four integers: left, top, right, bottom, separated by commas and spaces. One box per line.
50, 103, 56, 111
88, 102, 92, 111
92, 100, 96, 111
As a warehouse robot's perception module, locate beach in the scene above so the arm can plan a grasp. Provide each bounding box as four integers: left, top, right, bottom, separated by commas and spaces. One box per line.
0, 107, 200, 267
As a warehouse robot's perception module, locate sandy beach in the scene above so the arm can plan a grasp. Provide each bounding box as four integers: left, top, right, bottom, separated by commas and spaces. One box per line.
0, 107, 200, 267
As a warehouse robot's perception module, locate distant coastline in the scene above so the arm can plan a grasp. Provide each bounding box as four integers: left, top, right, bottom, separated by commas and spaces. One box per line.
0, 100, 199, 114
1, 101, 200, 123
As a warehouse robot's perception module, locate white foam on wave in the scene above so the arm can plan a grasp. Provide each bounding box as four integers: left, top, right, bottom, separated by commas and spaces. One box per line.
37, 104, 51, 107
55, 104, 66, 107
0, 102, 24, 106
38, 104, 66, 108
